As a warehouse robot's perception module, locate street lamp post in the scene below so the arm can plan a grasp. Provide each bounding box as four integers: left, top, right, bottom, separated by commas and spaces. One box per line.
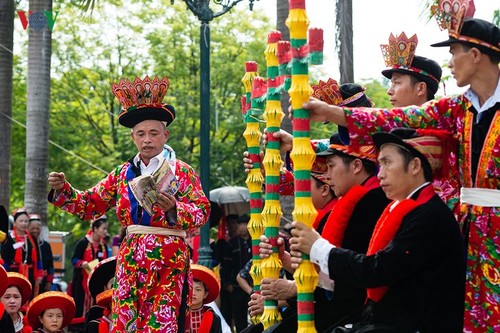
170, 0, 259, 268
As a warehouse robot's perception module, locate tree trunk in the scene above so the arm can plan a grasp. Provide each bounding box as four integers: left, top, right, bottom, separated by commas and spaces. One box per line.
25, 0, 53, 226
336, 0, 354, 84
0, 1, 15, 211
276, 0, 293, 224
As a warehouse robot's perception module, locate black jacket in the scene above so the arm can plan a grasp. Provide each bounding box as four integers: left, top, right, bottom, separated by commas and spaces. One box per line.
327, 193, 465, 333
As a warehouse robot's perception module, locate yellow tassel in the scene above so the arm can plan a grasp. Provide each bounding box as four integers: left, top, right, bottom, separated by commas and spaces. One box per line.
262, 151, 283, 176
297, 320, 317, 333
242, 71, 258, 92
292, 198, 317, 227
289, 75, 313, 109
261, 253, 282, 279
290, 139, 315, 170
246, 175, 264, 192
262, 201, 283, 227
260, 308, 283, 330
263, 100, 284, 126
265, 43, 280, 67
294, 261, 319, 293
286, 9, 309, 39
243, 123, 263, 147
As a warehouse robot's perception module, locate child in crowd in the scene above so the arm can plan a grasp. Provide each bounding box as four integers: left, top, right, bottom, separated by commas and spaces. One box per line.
26, 291, 75, 333
84, 256, 116, 333
190, 264, 222, 333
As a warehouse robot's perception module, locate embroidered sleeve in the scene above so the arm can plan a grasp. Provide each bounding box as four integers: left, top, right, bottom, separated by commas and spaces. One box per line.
172, 160, 210, 231
344, 96, 463, 145
48, 166, 122, 221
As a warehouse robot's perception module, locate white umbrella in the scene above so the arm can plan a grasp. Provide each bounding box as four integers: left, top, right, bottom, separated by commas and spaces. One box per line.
209, 186, 250, 204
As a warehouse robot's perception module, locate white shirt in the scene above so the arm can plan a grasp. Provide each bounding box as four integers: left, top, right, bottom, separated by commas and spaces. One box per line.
133, 151, 165, 176
464, 76, 500, 122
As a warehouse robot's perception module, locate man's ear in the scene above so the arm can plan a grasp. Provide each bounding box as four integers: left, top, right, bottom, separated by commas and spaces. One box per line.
417, 82, 427, 97
165, 129, 170, 141
351, 158, 364, 175
470, 47, 482, 64
321, 183, 331, 197
411, 157, 422, 175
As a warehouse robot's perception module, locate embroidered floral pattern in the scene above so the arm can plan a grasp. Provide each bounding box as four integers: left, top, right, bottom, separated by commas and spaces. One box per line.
345, 95, 500, 332
50, 158, 210, 332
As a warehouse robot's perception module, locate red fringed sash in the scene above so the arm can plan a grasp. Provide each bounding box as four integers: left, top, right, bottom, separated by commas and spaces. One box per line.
313, 198, 338, 231
322, 176, 380, 246
366, 184, 435, 302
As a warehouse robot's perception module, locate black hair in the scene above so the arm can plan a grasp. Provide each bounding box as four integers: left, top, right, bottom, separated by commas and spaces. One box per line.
311, 176, 335, 198
91, 218, 107, 231
408, 75, 435, 101
38, 308, 64, 320
13, 211, 29, 221
193, 278, 208, 291
461, 43, 500, 64
337, 154, 378, 175
393, 146, 433, 182
6, 285, 22, 295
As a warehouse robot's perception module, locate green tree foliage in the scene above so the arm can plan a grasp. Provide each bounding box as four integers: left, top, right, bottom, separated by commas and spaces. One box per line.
9, 0, 393, 278
11, 1, 272, 240
362, 79, 392, 109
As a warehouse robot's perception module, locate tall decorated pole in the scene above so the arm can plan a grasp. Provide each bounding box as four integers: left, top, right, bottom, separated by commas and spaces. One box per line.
276, 40, 292, 92
286, 1, 320, 332
260, 30, 284, 329
241, 64, 266, 324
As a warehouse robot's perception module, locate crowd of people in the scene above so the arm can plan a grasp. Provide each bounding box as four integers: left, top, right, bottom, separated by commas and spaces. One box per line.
1, 1, 498, 332
238, 4, 498, 333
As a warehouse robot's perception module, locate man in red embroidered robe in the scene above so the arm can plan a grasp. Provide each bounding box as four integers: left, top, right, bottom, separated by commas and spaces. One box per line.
47, 76, 210, 333
290, 128, 466, 333
301, 14, 500, 331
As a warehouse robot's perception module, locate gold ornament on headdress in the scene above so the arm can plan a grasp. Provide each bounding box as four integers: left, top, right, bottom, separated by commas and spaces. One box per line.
430, 0, 470, 35
312, 78, 371, 107
311, 78, 343, 106
380, 32, 418, 68
111, 76, 170, 111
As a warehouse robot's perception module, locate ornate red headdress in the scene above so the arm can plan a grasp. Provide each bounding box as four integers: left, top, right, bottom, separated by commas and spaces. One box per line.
111, 76, 176, 128
311, 78, 343, 105
312, 78, 371, 107
431, 0, 473, 36
380, 32, 418, 68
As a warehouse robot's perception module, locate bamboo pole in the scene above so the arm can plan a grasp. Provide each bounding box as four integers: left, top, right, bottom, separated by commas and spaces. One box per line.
286, 1, 319, 332
260, 30, 284, 329
241, 62, 265, 324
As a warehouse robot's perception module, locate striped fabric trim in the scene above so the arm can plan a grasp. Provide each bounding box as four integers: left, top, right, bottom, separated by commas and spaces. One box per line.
329, 144, 377, 163
449, 32, 500, 53
390, 64, 440, 83
405, 136, 443, 172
